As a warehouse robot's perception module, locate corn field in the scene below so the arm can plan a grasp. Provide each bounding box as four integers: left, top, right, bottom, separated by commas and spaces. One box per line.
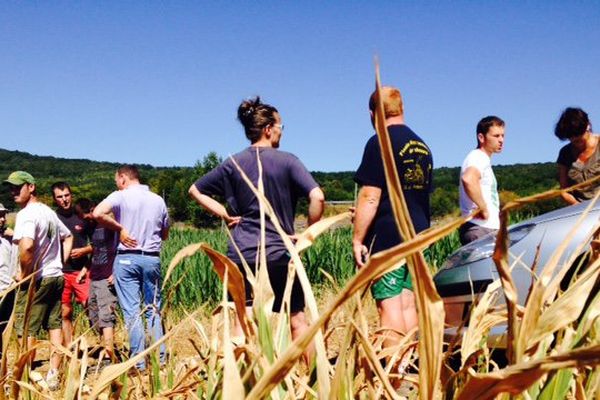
1, 69, 600, 399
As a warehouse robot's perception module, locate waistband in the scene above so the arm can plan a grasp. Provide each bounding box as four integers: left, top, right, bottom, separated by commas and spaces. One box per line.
117, 249, 160, 257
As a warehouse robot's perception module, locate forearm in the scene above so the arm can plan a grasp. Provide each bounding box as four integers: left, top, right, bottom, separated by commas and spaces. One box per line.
307, 187, 325, 226
93, 201, 123, 232
19, 240, 35, 277
189, 185, 229, 219
62, 236, 73, 264
463, 180, 487, 212
352, 187, 380, 246
560, 191, 579, 205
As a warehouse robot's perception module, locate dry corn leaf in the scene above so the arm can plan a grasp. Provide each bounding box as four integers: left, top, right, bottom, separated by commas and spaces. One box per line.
527, 255, 600, 347
230, 155, 331, 397
351, 321, 401, 400
372, 60, 444, 400
201, 243, 252, 338
516, 195, 598, 360
461, 280, 504, 365
90, 310, 200, 398
456, 344, 600, 400
162, 243, 203, 290
493, 209, 520, 364
294, 212, 352, 252
247, 211, 464, 399
221, 271, 246, 399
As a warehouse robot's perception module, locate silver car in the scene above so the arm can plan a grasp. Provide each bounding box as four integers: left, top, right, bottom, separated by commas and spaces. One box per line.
434, 199, 600, 344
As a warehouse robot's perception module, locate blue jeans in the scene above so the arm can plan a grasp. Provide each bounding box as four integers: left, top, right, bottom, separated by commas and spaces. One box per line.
113, 254, 165, 370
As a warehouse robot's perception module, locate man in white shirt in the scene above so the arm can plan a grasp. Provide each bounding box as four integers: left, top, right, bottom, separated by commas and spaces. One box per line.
4, 171, 73, 391
459, 116, 505, 245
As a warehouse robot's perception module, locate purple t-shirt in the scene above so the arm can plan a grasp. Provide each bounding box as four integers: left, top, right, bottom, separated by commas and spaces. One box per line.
195, 147, 319, 264
89, 225, 116, 280
104, 184, 169, 252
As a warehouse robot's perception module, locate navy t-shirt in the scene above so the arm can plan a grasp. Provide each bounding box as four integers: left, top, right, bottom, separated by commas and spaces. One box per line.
195, 147, 319, 264
354, 124, 433, 254
56, 208, 93, 272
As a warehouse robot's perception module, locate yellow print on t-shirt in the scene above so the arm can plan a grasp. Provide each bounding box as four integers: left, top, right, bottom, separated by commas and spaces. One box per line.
399, 140, 430, 158
398, 141, 431, 190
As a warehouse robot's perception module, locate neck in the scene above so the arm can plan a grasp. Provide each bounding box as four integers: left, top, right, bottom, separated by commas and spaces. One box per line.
385, 115, 404, 127
478, 147, 493, 157
251, 138, 273, 148
123, 180, 140, 189
57, 207, 73, 216
22, 196, 38, 208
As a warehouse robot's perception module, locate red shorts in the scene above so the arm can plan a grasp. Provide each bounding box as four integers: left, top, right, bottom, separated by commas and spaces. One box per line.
62, 270, 90, 305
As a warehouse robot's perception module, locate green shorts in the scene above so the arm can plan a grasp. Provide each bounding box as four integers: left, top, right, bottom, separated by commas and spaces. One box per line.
370, 265, 412, 300
15, 276, 64, 338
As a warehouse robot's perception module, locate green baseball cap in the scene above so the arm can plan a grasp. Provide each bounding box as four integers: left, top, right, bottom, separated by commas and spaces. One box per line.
3, 171, 36, 186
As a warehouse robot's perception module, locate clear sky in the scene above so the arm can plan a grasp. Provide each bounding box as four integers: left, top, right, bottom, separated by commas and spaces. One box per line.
1, 1, 599, 172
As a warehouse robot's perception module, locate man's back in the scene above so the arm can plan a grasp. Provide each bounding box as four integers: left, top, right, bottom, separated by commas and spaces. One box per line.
354, 124, 433, 253
104, 184, 168, 252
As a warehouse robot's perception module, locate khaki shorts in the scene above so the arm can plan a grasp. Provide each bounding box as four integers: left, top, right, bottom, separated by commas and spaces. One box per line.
15, 276, 64, 338
371, 265, 412, 301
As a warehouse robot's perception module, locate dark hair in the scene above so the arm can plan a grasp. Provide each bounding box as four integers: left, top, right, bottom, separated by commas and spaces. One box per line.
554, 107, 590, 140
117, 164, 140, 181
476, 116, 505, 147
237, 97, 279, 143
74, 198, 95, 214
51, 181, 71, 196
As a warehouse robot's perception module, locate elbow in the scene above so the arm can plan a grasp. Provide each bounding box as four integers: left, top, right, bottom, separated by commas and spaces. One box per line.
310, 187, 325, 203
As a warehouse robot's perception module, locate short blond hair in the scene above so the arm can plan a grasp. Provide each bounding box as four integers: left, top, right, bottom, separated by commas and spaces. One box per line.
369, 86, 403, 118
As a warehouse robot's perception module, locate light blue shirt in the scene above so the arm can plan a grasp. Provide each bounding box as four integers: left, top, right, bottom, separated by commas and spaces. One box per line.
104, 184, 169, 252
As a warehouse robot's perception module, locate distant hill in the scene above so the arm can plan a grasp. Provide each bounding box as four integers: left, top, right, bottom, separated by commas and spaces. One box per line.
0, 148, 563, 223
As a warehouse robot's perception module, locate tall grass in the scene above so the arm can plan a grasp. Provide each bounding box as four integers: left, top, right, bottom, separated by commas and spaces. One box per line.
160, 227, 227, 311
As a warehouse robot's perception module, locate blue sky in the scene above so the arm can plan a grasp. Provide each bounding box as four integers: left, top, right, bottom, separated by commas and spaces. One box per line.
1, 1, 599, 172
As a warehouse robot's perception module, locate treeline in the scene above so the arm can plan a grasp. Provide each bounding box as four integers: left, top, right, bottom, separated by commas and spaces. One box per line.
0, 148, 563, 226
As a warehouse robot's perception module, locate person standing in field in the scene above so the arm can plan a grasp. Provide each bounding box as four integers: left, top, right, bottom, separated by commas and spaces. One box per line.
554, 107, 600, 204
458, 116, 505, 245
0, 202, 18, 360
352, 86, 433, 356
51, 181, 93, 347
4, 171, 72, 391
93, 165, 169, 372
188, 97, 325, 349
75, 198, 118, 365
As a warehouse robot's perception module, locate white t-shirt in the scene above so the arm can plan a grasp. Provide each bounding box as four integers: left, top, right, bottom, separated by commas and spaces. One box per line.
12, 202, 71, 280
459, 149, 500, 230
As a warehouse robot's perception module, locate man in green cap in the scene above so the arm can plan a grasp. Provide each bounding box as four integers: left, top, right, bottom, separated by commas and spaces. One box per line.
4, 171, 73, 391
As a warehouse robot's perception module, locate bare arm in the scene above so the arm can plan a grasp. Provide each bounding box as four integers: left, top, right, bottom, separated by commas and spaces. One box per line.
461, 166, 489, 220
70, 244, 93, 259
18, 237, 35, 279
307, 187, 325, 226
161, 226, 170, 241
188, 184, 240, 228
557, 164, 579, 205
62, 235, 73, 264
93, 200, 138, 248
352, 185, 381, 268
